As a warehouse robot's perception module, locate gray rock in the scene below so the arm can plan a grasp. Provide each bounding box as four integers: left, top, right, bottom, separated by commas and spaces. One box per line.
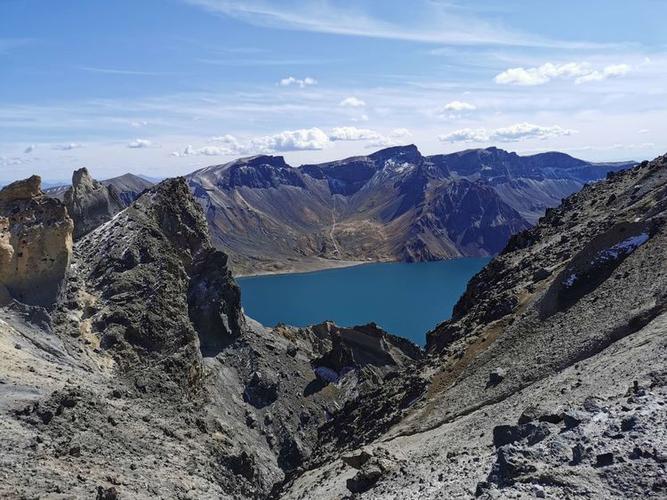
64, 168, 125, 239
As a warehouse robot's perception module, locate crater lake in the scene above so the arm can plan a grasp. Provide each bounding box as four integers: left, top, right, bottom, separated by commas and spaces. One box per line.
237, 258, 491, 346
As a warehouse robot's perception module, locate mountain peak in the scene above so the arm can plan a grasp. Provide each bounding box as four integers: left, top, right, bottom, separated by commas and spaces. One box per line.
370, 144, 422, 164
234, 154, 290, 169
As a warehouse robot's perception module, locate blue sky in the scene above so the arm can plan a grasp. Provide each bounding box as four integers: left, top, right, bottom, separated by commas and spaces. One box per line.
1, 0, 666, 182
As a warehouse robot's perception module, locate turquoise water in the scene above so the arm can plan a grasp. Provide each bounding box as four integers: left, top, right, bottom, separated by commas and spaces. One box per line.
238, 258, 491, 346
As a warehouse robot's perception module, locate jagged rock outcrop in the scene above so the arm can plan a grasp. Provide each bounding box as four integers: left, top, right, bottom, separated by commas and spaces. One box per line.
0, 174, 423, 498
0, 175, 73, 306
63, 167, 125, 239
188, 145, 631, 274
55, 177, 241, 393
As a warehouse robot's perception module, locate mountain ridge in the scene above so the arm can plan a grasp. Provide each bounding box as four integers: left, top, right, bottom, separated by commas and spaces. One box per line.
187, 145, 633, 274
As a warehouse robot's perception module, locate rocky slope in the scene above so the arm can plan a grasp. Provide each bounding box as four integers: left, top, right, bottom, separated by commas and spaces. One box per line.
279, 153, 667, 499
0, 175, 422, 498
188, 146, 632, 275
0, 153, 662, 499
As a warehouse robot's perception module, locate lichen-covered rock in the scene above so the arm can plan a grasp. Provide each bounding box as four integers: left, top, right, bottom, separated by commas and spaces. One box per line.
0, 175, 73, 306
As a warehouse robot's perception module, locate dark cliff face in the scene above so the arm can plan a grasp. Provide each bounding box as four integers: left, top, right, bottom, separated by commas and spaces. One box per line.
64, 167, 126, 239
187, 145, 621, 275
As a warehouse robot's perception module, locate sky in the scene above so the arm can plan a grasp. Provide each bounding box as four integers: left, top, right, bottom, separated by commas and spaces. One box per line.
1, 0, 666, 183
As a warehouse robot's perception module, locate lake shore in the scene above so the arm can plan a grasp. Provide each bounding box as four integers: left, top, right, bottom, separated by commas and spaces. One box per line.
234, 257, 389, 278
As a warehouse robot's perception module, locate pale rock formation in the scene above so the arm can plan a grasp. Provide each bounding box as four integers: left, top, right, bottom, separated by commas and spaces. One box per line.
0, 175, 73, 306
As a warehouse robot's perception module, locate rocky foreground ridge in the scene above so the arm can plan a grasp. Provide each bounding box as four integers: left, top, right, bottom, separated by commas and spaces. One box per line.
0, 153, 665, 499
0, 174, 422, 498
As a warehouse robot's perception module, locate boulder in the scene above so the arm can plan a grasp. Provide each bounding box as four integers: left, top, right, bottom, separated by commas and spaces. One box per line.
489, 367, 506, 386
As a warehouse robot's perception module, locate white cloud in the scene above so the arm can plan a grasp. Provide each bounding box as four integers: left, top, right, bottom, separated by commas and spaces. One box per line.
330, 127, 412, 148
439, 122, 576, 143
127, 139, 153, 149
53, 143, 82, 151
170, 127, 408, 157
171, 144, 236, 157
574, 64, 631, 84
279, 76, 318, 88
366, 137, 397, 149
23, 145, 35, 154
172, 135, 245, 157
329, 127, 381, 141
339, 96, 366, 108
131, 120, 149, 128
494, 62, 631, 86
438, 128, 489, 143
492, 123, 576, 141
169, 126, 410, 157
250, 127, 331, 152
389, 128, 412, 139
443, 100, 477, 112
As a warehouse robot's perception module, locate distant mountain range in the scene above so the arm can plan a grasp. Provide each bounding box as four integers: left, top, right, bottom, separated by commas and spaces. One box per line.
35, 147, 633, 275
187, 145, 634, 275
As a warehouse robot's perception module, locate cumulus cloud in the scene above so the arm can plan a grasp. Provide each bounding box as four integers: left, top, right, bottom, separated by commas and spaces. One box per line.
171, 135, 245, 157
574, 64, 630, 84
494, 62, 631, 86
443, 100, 477, 112
170, 127, 411, 157
279, 76, 317, 88
127, 139, 153, 149
23, 145, 35, 154
250, 127, 331, 152
339, 96, 366, 108
439, 128, 489, 143
389, 128, 412, 138
171, 145, 236, 157
329, 127, 381, 141
53, 143, 82, 151
439, 123, 576, 143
